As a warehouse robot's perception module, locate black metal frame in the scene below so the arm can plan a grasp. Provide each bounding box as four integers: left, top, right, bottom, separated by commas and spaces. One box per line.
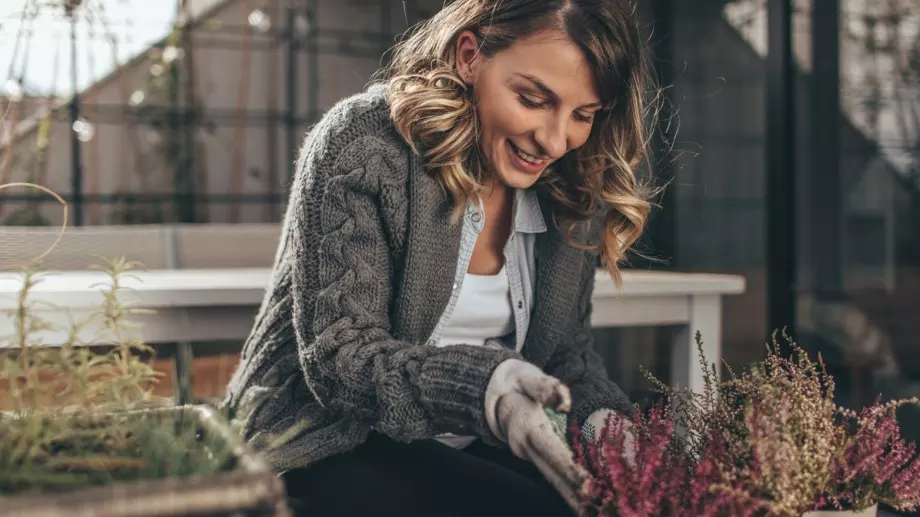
810, 0, 843, 301
648, 0, 678, 270
1, 0, 415, 226
69, 12, 84, 226
284, 2, 299, 191
766, 0, 798, 340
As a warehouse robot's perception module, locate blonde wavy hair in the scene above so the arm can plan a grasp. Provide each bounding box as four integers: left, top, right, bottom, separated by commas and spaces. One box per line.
382, 0, 660, 286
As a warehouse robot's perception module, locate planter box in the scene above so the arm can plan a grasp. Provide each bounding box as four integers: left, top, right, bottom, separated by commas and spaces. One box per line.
0, 404, 291, 517
804, 504, 878, 517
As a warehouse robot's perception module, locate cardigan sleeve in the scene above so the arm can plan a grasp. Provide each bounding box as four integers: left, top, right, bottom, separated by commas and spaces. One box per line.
289, 133, 519, 442
542, 250, 633, 436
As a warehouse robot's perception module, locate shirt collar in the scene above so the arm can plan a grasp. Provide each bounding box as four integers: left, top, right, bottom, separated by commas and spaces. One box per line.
513, 188, 547, 234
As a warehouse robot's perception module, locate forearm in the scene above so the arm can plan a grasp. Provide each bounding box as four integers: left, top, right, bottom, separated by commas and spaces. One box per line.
302, 331, 519, 440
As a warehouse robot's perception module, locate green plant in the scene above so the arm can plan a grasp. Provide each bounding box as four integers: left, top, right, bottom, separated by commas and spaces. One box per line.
0, 257, 237, 497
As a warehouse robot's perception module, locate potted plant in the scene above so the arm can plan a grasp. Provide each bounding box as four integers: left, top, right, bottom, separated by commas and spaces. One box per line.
570, 332, 920, 517
0, 260, 290, 516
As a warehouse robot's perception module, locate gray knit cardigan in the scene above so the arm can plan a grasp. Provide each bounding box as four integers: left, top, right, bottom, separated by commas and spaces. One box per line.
223, 83, 631, 472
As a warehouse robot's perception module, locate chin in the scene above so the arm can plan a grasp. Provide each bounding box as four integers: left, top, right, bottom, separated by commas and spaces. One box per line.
496, 169, 542, 189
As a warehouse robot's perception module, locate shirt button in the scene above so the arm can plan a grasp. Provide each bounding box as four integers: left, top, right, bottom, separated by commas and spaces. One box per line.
453, 283, 458, 290
426, 339, 436, 346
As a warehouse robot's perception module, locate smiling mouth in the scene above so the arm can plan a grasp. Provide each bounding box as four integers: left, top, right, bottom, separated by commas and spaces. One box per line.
509, 141, 547, 166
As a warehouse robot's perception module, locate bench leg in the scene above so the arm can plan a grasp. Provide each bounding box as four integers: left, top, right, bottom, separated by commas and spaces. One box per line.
670, 294, 723, 396
174, 342, 195, 405
173, 308, 194, 405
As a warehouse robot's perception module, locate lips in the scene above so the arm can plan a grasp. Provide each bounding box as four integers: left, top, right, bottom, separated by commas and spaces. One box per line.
507, 140, 546, 174
510, 141, 544, 163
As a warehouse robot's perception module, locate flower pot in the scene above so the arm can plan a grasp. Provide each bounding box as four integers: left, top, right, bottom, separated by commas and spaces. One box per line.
0, 404, 291, 517
803, 504, 878, 517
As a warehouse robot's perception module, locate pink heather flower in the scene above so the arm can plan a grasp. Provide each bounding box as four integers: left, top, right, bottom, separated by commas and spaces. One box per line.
581, 332, 920, 515
826, 400, 920, 512
573, 403, 767, 517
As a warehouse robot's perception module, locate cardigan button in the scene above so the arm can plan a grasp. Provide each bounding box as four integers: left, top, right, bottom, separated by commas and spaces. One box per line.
471, 211, 482, 222
426, 339, 436, 346
517, 301, 523, 309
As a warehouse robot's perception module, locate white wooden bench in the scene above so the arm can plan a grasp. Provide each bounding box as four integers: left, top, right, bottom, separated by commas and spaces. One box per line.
0, 225, 745, 402
0, 223, 281, 402
0, 224, 282, 271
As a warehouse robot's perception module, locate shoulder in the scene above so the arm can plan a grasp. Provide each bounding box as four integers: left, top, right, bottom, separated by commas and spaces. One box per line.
295, 82, 411, 190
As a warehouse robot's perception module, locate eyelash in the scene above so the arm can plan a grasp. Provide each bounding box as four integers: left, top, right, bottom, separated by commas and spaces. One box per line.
517, 94, 594, 124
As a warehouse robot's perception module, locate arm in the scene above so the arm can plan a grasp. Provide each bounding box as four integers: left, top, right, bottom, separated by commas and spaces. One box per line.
290, 135, 519, 442
543, 251, 632, 437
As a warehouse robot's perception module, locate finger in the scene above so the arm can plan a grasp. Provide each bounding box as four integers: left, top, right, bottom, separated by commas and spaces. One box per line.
496, 393, 531, 459
528, 449, 586, 514
527, 425, 587, 489
553, 382, 572, 413
519, 374, 571, 412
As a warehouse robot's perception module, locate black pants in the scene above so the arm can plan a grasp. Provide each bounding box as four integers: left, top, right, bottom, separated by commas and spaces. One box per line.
282, 433, 575, 517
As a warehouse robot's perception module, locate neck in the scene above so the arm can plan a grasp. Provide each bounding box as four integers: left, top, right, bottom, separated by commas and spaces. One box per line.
480, 177, 511, 200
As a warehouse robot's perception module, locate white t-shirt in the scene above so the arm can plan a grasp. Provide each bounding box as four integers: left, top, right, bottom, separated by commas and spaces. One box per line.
435, 265, 514, 448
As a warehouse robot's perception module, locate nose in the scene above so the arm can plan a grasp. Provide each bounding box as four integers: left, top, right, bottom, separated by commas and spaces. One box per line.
533, 115, 568, 160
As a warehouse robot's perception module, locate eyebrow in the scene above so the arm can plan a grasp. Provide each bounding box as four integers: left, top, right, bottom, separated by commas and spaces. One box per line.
514, 73, 605, 110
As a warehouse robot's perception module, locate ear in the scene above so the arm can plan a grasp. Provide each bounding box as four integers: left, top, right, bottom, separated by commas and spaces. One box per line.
455, 30, 482, 86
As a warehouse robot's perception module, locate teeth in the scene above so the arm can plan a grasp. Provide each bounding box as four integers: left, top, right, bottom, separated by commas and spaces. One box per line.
512, 143, 543, 165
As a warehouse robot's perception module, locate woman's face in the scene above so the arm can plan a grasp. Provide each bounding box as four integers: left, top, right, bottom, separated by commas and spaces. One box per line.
456, 29, 603, 190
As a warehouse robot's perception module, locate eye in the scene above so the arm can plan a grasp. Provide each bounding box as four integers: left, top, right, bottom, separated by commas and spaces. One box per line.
517, 94, 547, 109
573, 112, 594, 123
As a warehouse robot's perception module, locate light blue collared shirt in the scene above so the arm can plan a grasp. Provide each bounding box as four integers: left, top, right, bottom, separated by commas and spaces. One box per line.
426, 189, 547, 352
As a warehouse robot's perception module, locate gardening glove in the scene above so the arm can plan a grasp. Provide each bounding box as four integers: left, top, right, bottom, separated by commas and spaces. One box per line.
583, 409, 636, 467
485, 358, 588, 512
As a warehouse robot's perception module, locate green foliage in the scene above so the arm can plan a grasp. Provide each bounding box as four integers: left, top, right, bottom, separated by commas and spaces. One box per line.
0, 408, 237, 497
0, 257, 237, 498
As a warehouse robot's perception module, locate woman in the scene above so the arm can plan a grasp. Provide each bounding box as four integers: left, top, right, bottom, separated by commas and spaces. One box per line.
224, 0, 654, 515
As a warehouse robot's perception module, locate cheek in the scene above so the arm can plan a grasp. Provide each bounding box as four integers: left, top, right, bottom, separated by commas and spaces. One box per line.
477, 100, 520, 137
473, 84, 532, 138
569, 125, 594, 152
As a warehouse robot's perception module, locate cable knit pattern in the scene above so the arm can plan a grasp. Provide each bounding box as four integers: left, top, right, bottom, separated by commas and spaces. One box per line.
223, 83, 630, 473
533, 213, 633, 436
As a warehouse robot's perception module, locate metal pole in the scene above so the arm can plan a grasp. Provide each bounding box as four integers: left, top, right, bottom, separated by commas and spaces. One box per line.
69, 9, 84, 226
284, 0, 299, 189
380, 0, 391, 60
174, 0, 197, 224
649, 0, 677, 270
307, 0, 319, 127
181, 7, 198, 224
766, 0, 797, 341
170, 27, 185, 223
810, 0, 842, 300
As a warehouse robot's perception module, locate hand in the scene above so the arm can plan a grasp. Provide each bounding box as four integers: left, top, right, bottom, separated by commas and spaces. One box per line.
583, 408, 636, 467
485, 359, 588, 513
